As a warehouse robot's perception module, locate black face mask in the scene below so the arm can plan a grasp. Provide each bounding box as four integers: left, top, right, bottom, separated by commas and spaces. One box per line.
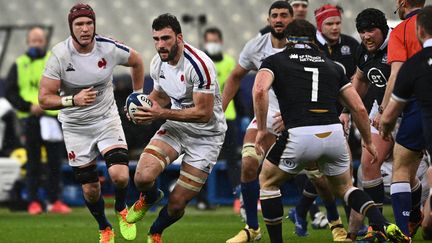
27, 47, 46, 59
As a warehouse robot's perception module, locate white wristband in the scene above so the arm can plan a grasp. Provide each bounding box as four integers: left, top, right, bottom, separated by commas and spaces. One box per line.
61, 95, 74, 107
133, 88, 143, 93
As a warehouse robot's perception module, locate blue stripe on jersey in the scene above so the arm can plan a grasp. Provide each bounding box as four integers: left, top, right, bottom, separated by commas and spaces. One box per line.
95, 37, 130, 53
184, 52, 205, 88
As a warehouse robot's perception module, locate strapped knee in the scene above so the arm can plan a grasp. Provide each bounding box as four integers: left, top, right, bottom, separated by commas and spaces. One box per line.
104, 148, 129, 168
176, 170, 206, 192
73, 164, 99, 184
242, 143, 264, 162
143, 145, 170, 170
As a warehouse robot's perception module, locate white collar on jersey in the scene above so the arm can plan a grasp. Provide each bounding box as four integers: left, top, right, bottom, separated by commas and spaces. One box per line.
423, 38, 432, 48
378, 28, 392, 51
316, 31, 341, 46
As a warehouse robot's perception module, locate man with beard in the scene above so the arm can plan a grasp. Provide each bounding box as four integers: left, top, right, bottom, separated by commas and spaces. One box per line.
38, 3, 144, 242
259, 0, 308, 35
125, 14, 227, 243
223, 2, 293, 242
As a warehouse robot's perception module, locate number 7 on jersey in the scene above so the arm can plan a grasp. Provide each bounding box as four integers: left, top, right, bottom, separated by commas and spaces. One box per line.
304, 67, 319, 102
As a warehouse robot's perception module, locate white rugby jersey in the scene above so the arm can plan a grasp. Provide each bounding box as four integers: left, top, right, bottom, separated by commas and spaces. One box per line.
43, 35, 130, 125
150, 43, 227, 136
239, 32, 285, 114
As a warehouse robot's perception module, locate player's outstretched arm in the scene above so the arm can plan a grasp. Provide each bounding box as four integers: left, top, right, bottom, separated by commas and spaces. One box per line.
252, 69, 273, 155
124, 49, 145, 92
380, 61, 403, 111
222, 64, 249, 111
339, 85, 377, 163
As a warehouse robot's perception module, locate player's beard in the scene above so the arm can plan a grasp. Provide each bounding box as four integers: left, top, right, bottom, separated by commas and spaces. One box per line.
160, 41, 179, 62
270, 27, 285, 40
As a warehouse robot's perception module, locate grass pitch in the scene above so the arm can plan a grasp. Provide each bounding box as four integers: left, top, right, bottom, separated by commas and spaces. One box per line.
0, 206, 429, 242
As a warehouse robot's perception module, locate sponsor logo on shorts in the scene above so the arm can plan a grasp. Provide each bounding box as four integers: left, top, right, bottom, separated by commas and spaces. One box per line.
282, 158, 295, 169
68, 151, 76, 161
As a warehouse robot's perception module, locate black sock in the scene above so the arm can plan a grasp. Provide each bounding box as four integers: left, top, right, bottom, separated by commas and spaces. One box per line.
114, 185, 128, 212
149, 205, 184, 234
363, 178, 384, 212
296, 180, 317, 220
345, 188, 386, 228
143, 183, 160, 205
85, 196, 111, 230
410, 181, 422, 223
261, 190, 284, 243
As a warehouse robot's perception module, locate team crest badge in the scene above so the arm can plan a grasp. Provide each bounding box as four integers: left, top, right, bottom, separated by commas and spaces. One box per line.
66, 63, 75, 72
341, 45, 351, 55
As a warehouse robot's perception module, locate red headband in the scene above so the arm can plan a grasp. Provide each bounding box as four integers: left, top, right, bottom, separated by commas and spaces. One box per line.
314, 4, 341, 32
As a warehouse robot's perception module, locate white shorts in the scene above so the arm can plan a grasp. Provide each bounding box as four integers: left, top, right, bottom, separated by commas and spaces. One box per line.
62, 116, 127, 167
247, 108, 280, 135
151, 121, 224, 174
267, 123, 350, 176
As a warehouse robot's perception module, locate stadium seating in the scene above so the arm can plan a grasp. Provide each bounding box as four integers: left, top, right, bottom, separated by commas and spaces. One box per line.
0, 0, 414, 77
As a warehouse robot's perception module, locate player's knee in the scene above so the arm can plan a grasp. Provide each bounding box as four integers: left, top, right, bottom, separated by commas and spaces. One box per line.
134, 171, 156, 191
82, 182, 101, 202
104, 148, 129, 168
110, 171, 129, 188
242, 143, 264, 162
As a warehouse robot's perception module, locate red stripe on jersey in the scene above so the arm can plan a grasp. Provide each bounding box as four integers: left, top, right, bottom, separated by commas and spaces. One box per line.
184, 44, 211, 89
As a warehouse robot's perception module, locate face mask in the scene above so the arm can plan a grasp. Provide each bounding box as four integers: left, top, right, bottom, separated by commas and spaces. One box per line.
27, 47, 46, 59
204, 42, 222, 56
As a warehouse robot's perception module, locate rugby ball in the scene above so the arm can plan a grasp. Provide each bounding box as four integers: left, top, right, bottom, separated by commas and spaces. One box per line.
126, 93, 153, 124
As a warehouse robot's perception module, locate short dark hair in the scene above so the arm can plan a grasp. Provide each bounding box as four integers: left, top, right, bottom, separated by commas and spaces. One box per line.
417, 5, 432, 36
204, 27, 223, 41
285, 19, 316, 42
269, 1, 293, 17
152, 13, 182, 34
407, 0, 426, 7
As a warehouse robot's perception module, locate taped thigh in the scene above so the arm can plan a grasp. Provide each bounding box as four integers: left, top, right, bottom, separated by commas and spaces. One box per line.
142, 145, 170, 170
176, 170, 207, 192
242, 143, 264, 162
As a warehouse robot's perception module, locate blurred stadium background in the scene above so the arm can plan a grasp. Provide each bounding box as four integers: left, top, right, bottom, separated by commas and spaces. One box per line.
0, 0, 431, 76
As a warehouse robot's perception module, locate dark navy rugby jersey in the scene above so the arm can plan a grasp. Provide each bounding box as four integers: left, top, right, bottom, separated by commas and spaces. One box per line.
356, 41, 391, 105
316, 33, 359, 79
392, 45, 432, 154
260, 44, 350, 129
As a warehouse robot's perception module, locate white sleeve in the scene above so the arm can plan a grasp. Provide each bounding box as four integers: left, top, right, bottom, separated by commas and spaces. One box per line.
189, 55, 216, 94
113, 42, 131, 65
238, 39, 256, 70
43, 53, 61, 80
149, 55, 162, 91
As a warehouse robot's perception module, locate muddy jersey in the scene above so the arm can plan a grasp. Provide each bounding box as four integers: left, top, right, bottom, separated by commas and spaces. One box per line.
239, 32, 284, 114
150, 43, 227, 136
43, 35, 130, 125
